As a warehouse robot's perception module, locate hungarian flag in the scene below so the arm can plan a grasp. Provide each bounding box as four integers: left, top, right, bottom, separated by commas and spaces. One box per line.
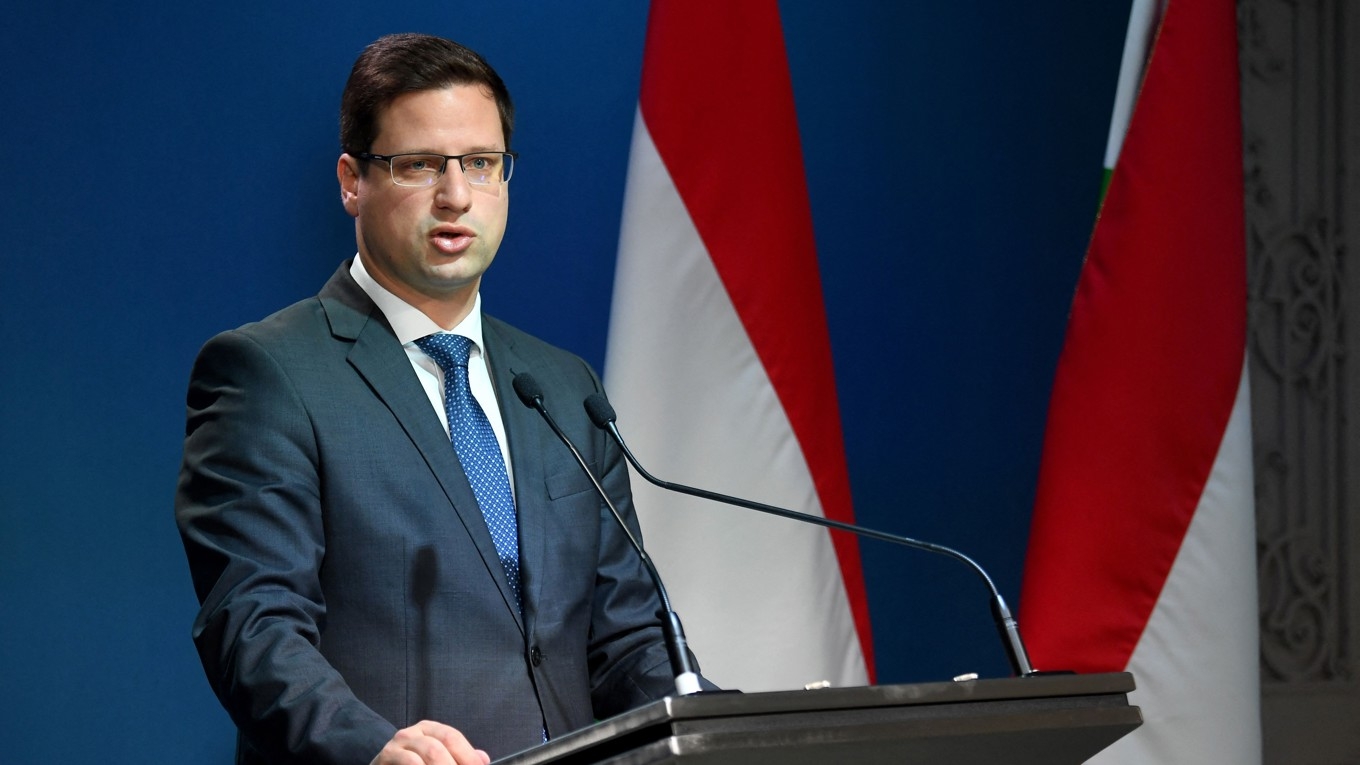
1021, 0, 1261, 762
602, 0, 873, 691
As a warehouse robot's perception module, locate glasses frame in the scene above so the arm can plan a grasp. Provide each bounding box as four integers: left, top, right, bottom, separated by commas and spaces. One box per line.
356, 151, 518, 187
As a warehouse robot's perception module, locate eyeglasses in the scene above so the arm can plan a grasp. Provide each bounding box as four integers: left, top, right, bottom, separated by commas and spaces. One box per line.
357, 151, 517, 187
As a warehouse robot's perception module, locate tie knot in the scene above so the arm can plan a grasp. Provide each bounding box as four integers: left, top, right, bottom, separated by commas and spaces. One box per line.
415, 333, 473, 372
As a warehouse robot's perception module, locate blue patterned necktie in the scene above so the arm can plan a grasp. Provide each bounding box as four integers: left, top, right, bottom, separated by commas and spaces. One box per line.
415, 333, 521, 613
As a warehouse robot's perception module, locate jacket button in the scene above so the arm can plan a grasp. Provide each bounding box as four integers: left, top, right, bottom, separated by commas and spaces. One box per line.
530, 646, 543, 666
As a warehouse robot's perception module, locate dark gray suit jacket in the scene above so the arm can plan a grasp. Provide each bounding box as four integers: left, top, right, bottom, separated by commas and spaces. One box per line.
176, 264, 693, 764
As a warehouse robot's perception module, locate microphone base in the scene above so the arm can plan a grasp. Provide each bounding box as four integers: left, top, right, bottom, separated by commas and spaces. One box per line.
674, 672, 703, 696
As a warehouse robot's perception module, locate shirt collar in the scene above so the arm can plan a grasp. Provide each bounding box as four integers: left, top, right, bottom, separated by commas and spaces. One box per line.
349, 254, 485, 350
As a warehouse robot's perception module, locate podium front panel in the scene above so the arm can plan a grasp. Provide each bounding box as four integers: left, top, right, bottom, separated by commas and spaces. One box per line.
496, 672, 1141, 765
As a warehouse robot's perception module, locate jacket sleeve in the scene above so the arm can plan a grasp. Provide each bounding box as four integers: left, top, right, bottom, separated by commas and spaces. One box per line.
175, 329, 395, 765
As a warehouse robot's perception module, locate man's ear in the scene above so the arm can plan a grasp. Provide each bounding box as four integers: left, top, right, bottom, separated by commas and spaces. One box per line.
338, 154, 361, 217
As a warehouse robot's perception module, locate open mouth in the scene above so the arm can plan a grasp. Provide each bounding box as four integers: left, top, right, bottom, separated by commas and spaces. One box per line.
432, 229, 474, 253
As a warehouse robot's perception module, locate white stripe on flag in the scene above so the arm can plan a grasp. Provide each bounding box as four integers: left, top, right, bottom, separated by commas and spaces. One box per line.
1104, 0, 1164, 169
605, 112, 867, 692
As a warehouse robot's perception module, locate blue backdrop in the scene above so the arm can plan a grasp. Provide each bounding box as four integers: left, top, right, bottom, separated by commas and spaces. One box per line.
0, 2, 1125, 761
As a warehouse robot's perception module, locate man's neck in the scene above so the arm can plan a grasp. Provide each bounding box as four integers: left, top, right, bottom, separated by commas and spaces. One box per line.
400, 287, 478, 331
349, 254, 482, 339
367, 267, 479, 330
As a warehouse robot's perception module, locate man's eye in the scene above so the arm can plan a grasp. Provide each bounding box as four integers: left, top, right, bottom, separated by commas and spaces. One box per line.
395, 156, 440, 174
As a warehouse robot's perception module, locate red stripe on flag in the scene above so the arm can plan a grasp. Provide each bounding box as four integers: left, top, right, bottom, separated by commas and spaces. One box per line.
638, 0, 874, 679
1021, 0, 1246, 672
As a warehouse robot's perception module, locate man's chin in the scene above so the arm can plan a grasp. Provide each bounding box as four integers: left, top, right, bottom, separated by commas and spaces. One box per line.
425, 263, 487, 288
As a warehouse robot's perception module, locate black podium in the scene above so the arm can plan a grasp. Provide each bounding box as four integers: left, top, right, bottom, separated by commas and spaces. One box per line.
495, 672, 1140, 765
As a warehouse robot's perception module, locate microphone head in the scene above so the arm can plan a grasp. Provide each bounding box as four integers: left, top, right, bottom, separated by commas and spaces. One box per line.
512, 373, 545, 408
583, 393, 617, 429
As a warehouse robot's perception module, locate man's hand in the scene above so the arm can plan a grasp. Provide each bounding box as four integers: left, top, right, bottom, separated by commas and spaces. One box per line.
370, 721, 492, 765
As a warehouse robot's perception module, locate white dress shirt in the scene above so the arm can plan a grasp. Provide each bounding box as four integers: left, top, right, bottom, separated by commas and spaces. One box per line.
349, 255, 516, 494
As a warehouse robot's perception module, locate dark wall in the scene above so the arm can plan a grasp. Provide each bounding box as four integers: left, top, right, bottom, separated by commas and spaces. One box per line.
0, 2, 1125, 761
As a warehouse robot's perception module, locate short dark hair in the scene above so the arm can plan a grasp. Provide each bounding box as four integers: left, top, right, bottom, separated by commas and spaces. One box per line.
340, 33, 515, 157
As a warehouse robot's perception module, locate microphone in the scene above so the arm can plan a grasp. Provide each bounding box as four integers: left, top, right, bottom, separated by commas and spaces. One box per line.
583, 393, 1039, 678
511, 373, 703, 696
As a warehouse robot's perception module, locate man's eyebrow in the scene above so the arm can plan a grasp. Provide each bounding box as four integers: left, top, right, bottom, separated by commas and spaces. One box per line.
389, 146, 505, 155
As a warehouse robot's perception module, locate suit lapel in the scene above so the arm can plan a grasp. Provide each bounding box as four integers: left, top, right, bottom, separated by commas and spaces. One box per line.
319, 266, 526, 632
482, 318, 551, 629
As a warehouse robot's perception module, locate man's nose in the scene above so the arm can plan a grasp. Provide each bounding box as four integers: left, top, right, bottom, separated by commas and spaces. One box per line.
433, 164, 473, 211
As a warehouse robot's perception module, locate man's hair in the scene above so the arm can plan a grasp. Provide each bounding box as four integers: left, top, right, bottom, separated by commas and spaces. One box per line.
340, 33, 515, 157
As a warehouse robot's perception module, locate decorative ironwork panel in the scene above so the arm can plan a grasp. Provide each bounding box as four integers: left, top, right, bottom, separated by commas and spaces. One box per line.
1241, 0, 1360, 761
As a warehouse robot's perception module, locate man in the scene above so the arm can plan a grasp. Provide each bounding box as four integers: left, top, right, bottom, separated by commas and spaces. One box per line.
176, 33, 706, 765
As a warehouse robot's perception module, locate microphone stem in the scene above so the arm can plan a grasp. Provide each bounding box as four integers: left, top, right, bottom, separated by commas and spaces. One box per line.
605, 421, 1036, 677
529, 400, 702, 694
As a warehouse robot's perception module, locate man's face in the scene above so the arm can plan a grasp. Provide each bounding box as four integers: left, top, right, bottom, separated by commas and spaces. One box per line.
338, 84, 509, 313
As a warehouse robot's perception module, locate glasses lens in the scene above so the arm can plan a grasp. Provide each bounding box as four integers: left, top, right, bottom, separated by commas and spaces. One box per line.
389, 154, 444, 187
460, 153, 513, 186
